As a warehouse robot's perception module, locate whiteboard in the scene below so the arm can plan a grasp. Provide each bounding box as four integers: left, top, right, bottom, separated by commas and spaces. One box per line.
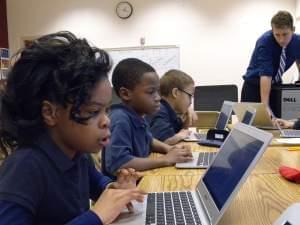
106, 45, 180, 79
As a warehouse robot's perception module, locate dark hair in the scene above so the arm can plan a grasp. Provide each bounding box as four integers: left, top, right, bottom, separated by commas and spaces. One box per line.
112, 58, 155, 97
0, 31, 111, 156
160, 69, 194, 97
271, 10, 294, 29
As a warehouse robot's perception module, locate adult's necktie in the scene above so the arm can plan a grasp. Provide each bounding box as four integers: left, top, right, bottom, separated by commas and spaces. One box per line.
274, 47, 286, 84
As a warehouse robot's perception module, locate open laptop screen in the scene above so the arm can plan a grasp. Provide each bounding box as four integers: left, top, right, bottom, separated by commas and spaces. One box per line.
241, 110, 253, 124
215, 102, 232, 130
202, 129, 264, 210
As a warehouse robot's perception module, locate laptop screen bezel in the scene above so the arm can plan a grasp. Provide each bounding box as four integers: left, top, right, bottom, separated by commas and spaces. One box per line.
195, 123, 272, 225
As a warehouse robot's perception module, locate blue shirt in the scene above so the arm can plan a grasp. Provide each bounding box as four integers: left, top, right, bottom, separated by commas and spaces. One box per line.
103, 103, 153, 177
243, 30, 300, 81
146, 99, 183, 141
0, 132, 112, 225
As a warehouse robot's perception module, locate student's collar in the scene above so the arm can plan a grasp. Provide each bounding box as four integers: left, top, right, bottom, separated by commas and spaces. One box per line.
34, 132, 88, 173
160, 99, 180, 122
111, 103, 148, 128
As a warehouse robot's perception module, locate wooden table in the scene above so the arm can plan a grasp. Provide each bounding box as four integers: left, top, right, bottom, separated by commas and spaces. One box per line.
138, 137, 300, 225
143, 143, 300, 176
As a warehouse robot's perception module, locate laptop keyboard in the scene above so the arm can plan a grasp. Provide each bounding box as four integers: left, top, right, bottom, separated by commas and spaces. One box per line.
197, 152, 217, 167
282, 130, 300, 137
145, 191, 202, 225
194, 132, 206, 139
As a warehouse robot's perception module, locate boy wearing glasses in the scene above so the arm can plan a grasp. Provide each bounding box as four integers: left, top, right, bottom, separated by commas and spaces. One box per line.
147, 69, 197, 145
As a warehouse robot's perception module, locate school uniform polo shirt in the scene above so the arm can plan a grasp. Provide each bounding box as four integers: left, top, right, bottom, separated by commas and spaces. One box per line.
103, 103, 153, 177
0, 132, 112, 225
243, 30, 300, 82
146, 99, 183, 141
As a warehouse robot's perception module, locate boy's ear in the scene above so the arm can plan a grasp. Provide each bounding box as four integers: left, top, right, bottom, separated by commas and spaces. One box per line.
41, 100, 59, 126
171, 87, 179, 98
119, 87, 132, 101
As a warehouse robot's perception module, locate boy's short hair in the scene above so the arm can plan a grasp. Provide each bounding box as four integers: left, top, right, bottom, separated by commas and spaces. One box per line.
271, 10, 294, 29
112, 58, 155, 97
160, 69, 194, 97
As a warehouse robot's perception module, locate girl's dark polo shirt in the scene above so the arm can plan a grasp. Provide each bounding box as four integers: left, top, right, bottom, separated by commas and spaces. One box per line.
146, 99, 183, 141
103, 103, 153, 177
0, 132, 112, 225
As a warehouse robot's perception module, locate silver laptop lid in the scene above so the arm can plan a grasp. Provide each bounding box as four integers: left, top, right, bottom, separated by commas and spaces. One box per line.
195, 123, 273, 225
215, 101, 234, 130
233, 102, 274, 128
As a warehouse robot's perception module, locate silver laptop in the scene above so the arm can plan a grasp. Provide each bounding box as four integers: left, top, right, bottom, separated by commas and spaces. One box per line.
192, 111, 220, 128
112, 123, 273, 225
274, 120, 300, 138
176, 151, 217, 169
185, 101, 234, 141
233, 102, 276, 129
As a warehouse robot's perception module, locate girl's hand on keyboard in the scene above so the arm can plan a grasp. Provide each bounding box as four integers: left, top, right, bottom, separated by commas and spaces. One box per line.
92, 188, 146, 225
109, 168, 143, 190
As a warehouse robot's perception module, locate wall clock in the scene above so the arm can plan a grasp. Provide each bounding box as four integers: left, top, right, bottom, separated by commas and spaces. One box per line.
116, 1, 133, 19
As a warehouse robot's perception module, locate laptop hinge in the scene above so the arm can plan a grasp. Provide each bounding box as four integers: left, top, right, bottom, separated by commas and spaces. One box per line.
196, 188, 213, 225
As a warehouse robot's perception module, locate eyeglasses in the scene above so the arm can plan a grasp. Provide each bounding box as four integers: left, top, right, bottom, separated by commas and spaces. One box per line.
178, 88, 194, 99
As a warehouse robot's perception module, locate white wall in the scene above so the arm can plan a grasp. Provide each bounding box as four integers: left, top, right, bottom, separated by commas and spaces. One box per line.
296, 0, 300, 30
7, 0, 297, 99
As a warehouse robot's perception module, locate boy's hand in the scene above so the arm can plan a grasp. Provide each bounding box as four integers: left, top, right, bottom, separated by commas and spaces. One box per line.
109, 168, 143, 190
175, 129, 191, 140
92, 188, 146, 225
172, 144, 191, 151
163, 146, 193, 165
182, 108, 198, 128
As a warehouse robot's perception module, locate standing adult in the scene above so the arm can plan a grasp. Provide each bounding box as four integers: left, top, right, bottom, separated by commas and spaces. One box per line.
241, 10, 300, 114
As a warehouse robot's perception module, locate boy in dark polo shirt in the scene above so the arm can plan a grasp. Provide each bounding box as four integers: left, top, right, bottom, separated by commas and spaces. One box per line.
147, 69, 196, 145
103, 59, 193, 177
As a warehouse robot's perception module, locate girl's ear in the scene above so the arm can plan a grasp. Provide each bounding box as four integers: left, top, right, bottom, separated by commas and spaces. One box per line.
41, 100, 59, 126
171, 87, 179, 99
119, 87, 132, 101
